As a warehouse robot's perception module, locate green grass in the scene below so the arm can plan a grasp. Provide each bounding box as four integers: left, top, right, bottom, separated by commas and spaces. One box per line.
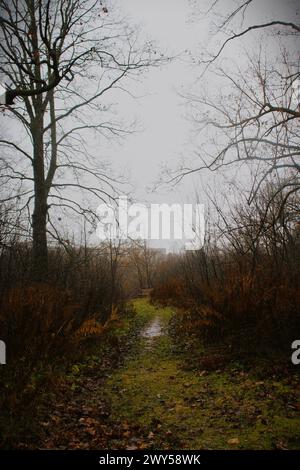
104, 299, 300, 450
7, 298, 299, 450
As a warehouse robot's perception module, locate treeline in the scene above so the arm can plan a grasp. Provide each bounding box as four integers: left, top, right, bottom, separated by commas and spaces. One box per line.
151, 183, 300, 359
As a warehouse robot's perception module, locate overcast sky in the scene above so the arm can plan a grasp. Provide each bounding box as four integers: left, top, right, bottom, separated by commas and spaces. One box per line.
94, 0, 298, 210
70, 0, 296, 249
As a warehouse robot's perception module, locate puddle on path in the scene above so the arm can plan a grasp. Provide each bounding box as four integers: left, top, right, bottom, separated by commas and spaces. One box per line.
141, 318, 162, 339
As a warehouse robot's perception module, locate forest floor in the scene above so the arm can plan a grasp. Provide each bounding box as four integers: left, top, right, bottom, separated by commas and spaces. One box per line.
18, 299, 300, 450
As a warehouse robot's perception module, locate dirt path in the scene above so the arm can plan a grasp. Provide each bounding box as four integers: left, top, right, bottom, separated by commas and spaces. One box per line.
103, 300, 300, 450
33, 299, 300, 450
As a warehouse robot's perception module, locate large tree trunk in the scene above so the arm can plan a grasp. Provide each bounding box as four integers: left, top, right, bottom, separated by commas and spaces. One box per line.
29, 2, 49, 281
31, 108, 48, 281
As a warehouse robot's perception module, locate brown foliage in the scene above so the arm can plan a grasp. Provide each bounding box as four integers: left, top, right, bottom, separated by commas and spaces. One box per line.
151, 188, 300, 356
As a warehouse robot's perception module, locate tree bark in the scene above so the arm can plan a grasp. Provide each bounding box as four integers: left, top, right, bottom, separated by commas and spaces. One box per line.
31, 106, 48, 281
29, 1, 48, 281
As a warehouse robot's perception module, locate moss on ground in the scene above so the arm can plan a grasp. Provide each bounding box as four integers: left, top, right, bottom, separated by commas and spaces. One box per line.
14, 298, 299, 450
104, 299, 300, 450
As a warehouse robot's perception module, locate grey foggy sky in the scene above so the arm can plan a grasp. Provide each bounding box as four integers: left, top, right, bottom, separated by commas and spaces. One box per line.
103, 0, 299, 207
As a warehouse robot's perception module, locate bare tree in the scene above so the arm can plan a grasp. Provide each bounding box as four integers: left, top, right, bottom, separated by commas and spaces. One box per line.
171, 1, 299, 208
0, 0, 157, 279
184, 48, 299, 194
130, 239, 159, 290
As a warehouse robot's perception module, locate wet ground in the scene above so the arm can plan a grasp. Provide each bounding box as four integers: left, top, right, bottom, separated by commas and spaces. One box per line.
141, 318, 162, 340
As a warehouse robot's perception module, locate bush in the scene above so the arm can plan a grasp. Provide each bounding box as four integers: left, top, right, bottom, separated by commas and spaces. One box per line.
151, 188, 300, 358
0, 237, 129, 446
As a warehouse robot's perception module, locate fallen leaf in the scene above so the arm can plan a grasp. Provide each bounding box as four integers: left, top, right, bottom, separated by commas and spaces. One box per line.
228, 437, 240, 445
275, 440, 288, 450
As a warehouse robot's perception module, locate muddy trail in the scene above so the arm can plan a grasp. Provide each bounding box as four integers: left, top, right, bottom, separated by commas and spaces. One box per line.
26, 299, 300, 450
